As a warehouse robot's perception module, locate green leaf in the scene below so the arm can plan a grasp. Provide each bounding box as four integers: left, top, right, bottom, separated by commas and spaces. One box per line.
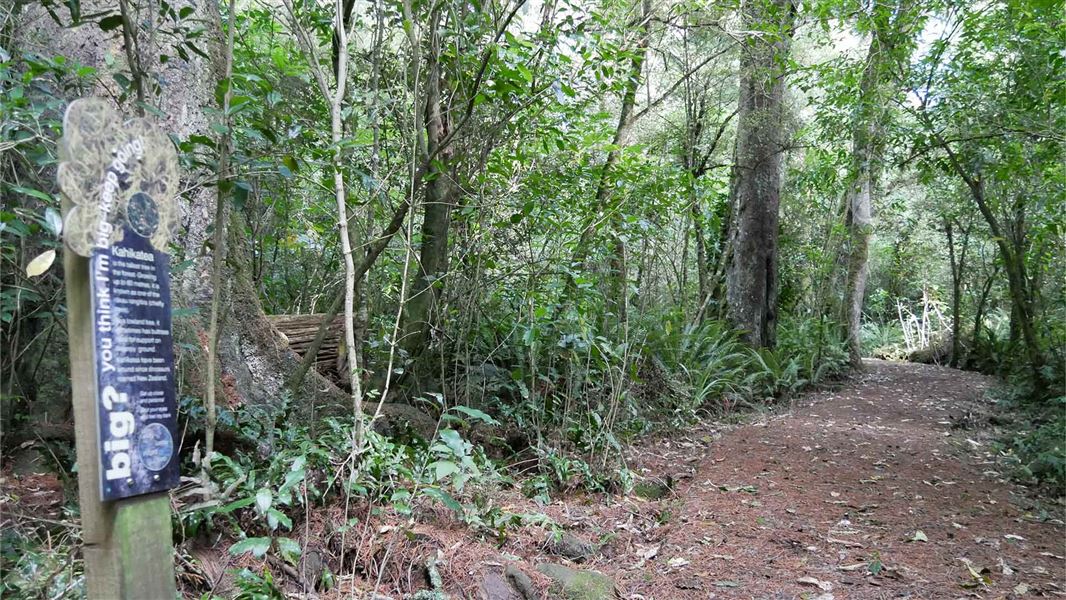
255, 488, 273, 514
98, 15, 123, 31
431, 460, 460, 481
136, 101, 166, 118
267, 508, 292, 531
437, 429, 466, 455
229, 537, 271, 558
422, 487, 463, 514
10, 186, 51, 202
276, 537, 301, 563
448, 405, 498, 425
217, 496, 255, 514
282, 155, 299, 174
278, 466, 305, 497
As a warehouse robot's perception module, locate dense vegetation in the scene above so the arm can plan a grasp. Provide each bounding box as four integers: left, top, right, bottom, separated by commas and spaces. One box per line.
0, 0, 1061, 596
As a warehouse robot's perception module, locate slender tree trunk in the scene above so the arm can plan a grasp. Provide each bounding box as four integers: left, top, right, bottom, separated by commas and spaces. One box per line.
972, 261, 998, 352
690, 191, 710, 317
843, 41, 882, 365
933, 137, 1045, 383
725, 0, 794, 348
844, 0, 918, 365
204, 0, 239, 465
328, 0, 365, 449
566, 0, 651, 319
943, 218, 969, 367
401, 11, 456, 359
844, 148, 873, 365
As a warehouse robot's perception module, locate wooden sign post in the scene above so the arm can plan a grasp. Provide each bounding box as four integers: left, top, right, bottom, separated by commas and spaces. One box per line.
59, 98, 181, 598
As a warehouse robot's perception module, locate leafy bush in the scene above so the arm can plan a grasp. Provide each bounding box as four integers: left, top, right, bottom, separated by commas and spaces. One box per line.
776, 317, 849, 387
861, 321, 906, 358
983, 380, 1066, 496
0, 519, 83, 599
1014, 416, 1066, 494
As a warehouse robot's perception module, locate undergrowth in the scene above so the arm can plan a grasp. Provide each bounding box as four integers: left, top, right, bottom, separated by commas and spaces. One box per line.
988, 388, 1066, 497
1, 315, 851, 599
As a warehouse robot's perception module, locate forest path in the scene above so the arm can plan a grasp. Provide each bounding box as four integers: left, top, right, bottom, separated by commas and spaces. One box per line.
582, 359, 1065, 598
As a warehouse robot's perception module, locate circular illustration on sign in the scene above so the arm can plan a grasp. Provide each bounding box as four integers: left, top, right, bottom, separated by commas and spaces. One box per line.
137, 422, 174, 471
127, 192, 160, 238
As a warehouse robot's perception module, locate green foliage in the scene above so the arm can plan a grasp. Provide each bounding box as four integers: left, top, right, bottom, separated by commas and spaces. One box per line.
3, 1, 1064, 595
0, 516, 83, 599
232, 567, 285, 600
860, 321, 908, 359
991, 393, 1066, 496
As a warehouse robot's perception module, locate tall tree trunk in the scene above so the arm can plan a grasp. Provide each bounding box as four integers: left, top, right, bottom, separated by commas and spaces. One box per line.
933, 137, 1045, 384
22, 0, 349, 427
566, 0, 651, 320
844, 40, 883, 366
844, 0, 917, 366
944, 217, 969, 367
971, 261, 998, 355
401, 11, 456, 359
690, 193, 710, 317
725, 0, 794, 348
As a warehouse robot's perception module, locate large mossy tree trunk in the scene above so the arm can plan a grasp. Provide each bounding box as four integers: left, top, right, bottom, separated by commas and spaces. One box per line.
20, 0, 349, 428
724, 0, 794, 348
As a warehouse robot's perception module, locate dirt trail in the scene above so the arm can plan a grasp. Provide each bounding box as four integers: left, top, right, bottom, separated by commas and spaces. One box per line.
583, 359, 1065, 598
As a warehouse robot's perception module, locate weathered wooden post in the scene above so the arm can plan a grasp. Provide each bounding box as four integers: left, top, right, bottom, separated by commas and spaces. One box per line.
59, 98, 182, 597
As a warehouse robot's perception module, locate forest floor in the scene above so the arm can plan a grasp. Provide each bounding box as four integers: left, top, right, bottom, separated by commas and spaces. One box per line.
3, 360, 1064, 599
336, 359, 1065, 599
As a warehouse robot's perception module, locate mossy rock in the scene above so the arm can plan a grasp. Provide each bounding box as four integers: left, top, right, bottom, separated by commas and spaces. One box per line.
633, 479, 670, 500
535, 563, 614, 600
547, 531, 597, 561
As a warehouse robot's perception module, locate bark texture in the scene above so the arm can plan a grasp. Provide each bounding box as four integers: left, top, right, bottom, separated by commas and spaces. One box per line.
844, 0, 916, 366
725, 0, 793, 348
401, 12, 457, 359
19, 0, 349, 425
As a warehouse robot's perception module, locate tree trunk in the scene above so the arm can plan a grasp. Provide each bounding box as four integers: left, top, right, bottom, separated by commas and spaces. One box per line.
21, 0, 349, 427
566, 0, 651, 320
944, 218, 969, 367
724, 0, 794, 348
934, 138, 1045, 383
844, 0, 917, 367
845, 93, 877, 364
690, 192, 710, 318
971, 261, 998, 357
401, 11, 456, 360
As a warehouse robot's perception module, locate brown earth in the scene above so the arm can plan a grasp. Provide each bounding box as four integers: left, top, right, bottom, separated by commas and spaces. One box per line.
586, 359, 1066, 598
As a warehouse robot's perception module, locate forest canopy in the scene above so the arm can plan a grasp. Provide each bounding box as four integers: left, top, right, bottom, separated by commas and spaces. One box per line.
0, 0, 1063, 595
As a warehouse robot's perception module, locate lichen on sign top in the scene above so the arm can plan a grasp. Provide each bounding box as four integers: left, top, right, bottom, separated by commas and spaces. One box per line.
57, 98, 180, 257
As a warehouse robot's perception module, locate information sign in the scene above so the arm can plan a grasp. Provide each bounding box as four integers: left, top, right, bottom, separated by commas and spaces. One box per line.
58, 99, 181, 500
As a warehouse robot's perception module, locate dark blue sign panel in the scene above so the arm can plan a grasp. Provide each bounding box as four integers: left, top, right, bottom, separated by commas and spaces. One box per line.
89, 224, 179, 500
